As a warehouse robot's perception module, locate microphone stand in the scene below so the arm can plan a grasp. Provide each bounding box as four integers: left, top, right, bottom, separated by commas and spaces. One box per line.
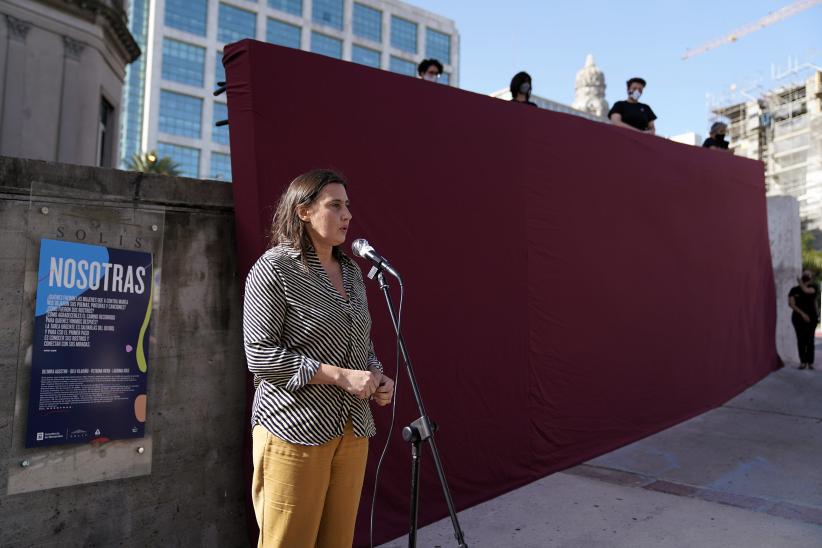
367, 266, 468, 548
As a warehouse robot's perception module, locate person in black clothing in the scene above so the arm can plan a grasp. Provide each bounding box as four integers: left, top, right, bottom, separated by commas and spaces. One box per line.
608, 77, 656, 134
702, 122, 730, 150
418, 58, 443, 82
788, 271, 819, 369
510, 71, 537, 107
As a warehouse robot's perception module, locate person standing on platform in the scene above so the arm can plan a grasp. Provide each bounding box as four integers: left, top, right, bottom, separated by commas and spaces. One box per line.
789, 271, 819, 370
510, 71, 538, 107
418, 58, 443, 82
608, 77, 656, 134
702, 122, 730, 150
243, 169, 395, 547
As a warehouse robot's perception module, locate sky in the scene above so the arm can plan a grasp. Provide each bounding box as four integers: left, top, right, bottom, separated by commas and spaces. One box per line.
410, 0, 822, 138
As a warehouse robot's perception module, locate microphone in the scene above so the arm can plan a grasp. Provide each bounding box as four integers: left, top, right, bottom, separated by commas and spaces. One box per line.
351, 239, 402, 282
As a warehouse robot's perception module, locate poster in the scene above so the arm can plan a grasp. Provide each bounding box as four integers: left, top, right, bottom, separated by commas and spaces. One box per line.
26, 239, 152, 448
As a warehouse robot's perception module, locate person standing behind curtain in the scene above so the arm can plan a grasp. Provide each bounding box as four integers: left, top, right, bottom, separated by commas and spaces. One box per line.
789, 271, 819, 370
703, 122, 730, 150
243, 169, 395, 547
418, 58, 443, 82
509, 71, 538, 107
609, 77, 656, 134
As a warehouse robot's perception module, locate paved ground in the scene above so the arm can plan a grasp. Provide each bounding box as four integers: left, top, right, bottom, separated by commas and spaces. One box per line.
380, 348, 822, 547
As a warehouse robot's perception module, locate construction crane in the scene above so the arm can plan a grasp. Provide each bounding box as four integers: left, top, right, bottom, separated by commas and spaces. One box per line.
682, 0, 822, 60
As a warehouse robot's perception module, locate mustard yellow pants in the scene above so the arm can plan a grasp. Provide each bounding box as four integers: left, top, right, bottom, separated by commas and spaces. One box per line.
251, 422, 368, 548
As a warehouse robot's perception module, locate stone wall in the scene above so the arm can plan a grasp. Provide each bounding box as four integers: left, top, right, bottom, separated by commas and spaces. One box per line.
0, 156, 249, 547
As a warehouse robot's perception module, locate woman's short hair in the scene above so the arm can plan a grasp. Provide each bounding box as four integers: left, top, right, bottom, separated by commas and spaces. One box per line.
626, 77, 647, 89
510, 71, 532, 97
417, 58, 444, 76
270, 169, 348, 261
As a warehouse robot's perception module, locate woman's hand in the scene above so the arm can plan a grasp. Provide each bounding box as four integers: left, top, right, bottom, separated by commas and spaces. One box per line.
338, 369, 381, 399
371, 375, 395, 406
801, 312, 811, 323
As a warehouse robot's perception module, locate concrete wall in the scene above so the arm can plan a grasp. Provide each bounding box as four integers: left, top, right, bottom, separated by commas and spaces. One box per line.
0, 156, 249, 546
767, 195, 802, 364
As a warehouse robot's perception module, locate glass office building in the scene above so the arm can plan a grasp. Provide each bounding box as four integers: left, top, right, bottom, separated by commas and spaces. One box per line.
119, 0, 459, 180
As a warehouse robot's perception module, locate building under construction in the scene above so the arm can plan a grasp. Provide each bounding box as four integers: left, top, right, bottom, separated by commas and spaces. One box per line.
713, 70, 822, 231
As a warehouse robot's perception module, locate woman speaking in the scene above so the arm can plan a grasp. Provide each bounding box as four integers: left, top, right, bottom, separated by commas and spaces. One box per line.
243, 169, 395, 547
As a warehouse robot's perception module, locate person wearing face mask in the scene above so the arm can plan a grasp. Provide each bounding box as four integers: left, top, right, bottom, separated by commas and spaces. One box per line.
417, 58, 444, 82
509, 71, 538, 107
608, 77, 656, 134
789, 271, 819, 370
702, 122, 730, 150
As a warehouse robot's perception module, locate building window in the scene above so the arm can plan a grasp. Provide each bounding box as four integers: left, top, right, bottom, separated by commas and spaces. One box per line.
159, 90, 202, 138
215, 51, 226, 84
353, 3, 381, 43
389, 56, 415, 76
218, 3, 256, 44
426, 28, 450, 64
97, 98, 115, 167
162, 38, 205, 87
158, 142, 200, 178
311, 32, 342, 59
391, 16, 416, 53
267, 18, 301, 48
352, 45, 380, 68
312, 0, 343, 29
268, 0, 301, 17
210, 152, 232, 181
212, 102, 229, 144
165, 0, 207, 36
440, 72, 450, 85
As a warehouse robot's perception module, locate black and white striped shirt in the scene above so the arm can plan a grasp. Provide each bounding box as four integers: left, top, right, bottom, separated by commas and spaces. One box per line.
243, 243, 383, 445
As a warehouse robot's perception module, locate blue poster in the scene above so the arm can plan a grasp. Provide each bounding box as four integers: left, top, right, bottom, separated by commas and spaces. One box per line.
26, 239, 152, 447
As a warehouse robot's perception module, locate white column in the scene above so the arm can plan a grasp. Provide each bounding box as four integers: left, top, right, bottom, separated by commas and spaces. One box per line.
768, 195, 802, 364
301, 0, 312, 51
201, 0, 222, 179
0, 15, 8, 130
143, 0, 164, 155
57, 36, 86, 164
256, 2, 266, 43
416, 17, 423, 61
341, 0, 352, 61
451, 28, 460, 87
0, 14, 31, 158
380, 9, 389, 69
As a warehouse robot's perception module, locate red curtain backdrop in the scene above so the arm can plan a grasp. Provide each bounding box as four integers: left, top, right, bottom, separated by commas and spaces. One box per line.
224, 40, 780, 546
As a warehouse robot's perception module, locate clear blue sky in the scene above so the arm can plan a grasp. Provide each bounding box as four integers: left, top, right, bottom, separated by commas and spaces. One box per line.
412, 0, 822, 137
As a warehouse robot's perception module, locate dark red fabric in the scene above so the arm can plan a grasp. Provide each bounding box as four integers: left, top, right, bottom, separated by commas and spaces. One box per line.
224, 40, 779, 546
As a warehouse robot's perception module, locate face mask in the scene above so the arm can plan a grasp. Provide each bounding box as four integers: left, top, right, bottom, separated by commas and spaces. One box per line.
802, 274, 811, 283
518, 82, 531, 95
629, 89, 642, 101
716, 134, 726, 141
423, 73, 438, 82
